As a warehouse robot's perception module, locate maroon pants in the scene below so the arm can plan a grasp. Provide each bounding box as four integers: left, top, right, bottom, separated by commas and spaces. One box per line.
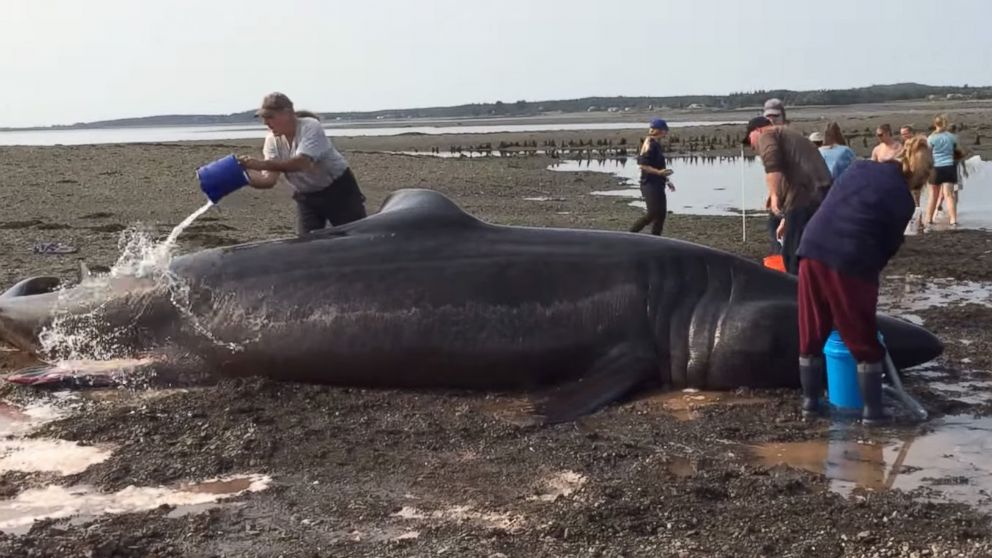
798, 258, 884, 363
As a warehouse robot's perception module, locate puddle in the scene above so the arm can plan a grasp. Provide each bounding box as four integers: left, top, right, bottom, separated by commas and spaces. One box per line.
0, 473, 271, 534
0, 439, 111, 475
927, 380, 992, 405
750, 416, 992, 512
632, 389, 770, 421
0, 397, 74, 437
0, 394, 271, 533
553, 155, 992, 226
880, 275, 992, 317
554, 156, 770, 216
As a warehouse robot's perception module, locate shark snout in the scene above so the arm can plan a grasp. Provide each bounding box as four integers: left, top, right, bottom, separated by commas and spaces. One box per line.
0, 277, 64, 353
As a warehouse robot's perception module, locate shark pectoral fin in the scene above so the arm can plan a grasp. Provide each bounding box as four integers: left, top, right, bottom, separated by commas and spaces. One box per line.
530, 343, 656, 424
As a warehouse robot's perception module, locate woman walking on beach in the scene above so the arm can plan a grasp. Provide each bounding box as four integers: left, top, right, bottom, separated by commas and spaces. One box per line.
238, 92, 367, 235
630, 118, 675, 236
924, 115, 960, 231
796, 135, 934, 424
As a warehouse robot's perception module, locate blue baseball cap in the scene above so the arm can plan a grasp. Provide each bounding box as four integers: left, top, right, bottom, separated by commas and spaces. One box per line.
649, 118, 668, 131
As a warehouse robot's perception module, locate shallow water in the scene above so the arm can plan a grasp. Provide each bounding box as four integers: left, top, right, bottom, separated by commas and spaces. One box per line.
751, 416, 992, 512
633, 389, 771, 422
550, 155, 992, 226
0, 120, 741, 146
554, 156, 769, 216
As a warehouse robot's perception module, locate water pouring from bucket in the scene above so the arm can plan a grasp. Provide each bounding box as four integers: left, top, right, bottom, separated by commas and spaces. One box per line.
196, 155, 250, 204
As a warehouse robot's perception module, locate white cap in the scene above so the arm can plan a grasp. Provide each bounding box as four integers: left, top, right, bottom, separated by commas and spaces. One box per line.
763, 98, 784, 118
809, 132, 825, 143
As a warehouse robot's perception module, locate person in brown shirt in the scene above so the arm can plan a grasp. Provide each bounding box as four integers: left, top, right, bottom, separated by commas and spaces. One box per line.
745, 116, 833, 275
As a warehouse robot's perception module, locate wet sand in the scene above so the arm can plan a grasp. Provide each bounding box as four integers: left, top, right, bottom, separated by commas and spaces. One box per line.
1, 104, 992, 556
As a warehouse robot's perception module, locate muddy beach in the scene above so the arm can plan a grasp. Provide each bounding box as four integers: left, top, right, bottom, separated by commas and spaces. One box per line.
1, 112, 992, 557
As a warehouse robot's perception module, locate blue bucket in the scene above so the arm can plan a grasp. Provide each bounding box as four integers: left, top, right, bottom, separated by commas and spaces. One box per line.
197, 155, 249, 203
823, 330, 886, 410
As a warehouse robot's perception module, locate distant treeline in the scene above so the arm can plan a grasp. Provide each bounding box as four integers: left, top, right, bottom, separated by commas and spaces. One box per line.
9, 83, 991, 130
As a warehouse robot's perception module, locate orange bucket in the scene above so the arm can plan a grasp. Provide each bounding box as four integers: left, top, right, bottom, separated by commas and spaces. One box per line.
763, 254, 786, 272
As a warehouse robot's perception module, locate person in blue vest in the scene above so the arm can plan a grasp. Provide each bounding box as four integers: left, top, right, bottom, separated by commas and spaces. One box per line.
796, 135, 934, 425
629, 118, 675, 236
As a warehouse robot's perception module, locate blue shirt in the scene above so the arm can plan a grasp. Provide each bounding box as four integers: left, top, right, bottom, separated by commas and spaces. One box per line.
818, 145, 857, 180
928, 132, 957, 167
638, 138, 667, 187
798, 160, 915, 280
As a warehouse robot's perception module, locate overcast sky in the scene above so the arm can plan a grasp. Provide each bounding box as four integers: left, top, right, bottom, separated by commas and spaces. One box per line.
2, 0, 988, 127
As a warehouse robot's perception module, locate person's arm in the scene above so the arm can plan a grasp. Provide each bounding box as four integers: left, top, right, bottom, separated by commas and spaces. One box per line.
765, 172, 784, 214
757, 132, 784, 214
246, 169, 278, 189
870, 145, 880, 162
241, 135, 283, 189
637, 138, 668, 176
242, 155, 314, 174
637, 165, 669, 176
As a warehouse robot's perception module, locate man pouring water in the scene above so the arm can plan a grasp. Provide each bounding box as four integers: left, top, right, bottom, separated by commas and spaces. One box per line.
238, 92, 367, 235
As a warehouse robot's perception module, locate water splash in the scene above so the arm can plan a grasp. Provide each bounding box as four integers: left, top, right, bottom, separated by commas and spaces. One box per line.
37, 201, 242, 366
111, 202, 213, 280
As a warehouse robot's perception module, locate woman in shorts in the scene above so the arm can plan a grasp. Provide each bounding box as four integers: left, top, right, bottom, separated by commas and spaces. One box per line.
923, 115, 959, 230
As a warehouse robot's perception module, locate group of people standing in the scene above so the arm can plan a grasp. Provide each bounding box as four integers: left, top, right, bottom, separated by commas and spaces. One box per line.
749, 99, 937, 425
630, 98, 940, 425
813, 117, 964, 233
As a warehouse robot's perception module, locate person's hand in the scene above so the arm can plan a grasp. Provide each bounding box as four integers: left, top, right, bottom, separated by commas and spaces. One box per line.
667, 182, 676, 192
660, 169, 674, 177
237, 155, 266, 171
769, 194, 782, 216
776, 218, 786, 241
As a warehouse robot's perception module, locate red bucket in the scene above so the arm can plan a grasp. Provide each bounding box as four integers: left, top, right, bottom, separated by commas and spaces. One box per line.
763, 254, 785, 272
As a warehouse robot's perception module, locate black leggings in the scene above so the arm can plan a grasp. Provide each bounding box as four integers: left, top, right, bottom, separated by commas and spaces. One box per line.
293, 168, 367, 235
630, 183, 667, 236
781, 204, 818, 275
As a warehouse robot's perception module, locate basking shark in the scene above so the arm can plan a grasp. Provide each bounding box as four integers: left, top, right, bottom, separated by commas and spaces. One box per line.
0, 189, 942, 422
